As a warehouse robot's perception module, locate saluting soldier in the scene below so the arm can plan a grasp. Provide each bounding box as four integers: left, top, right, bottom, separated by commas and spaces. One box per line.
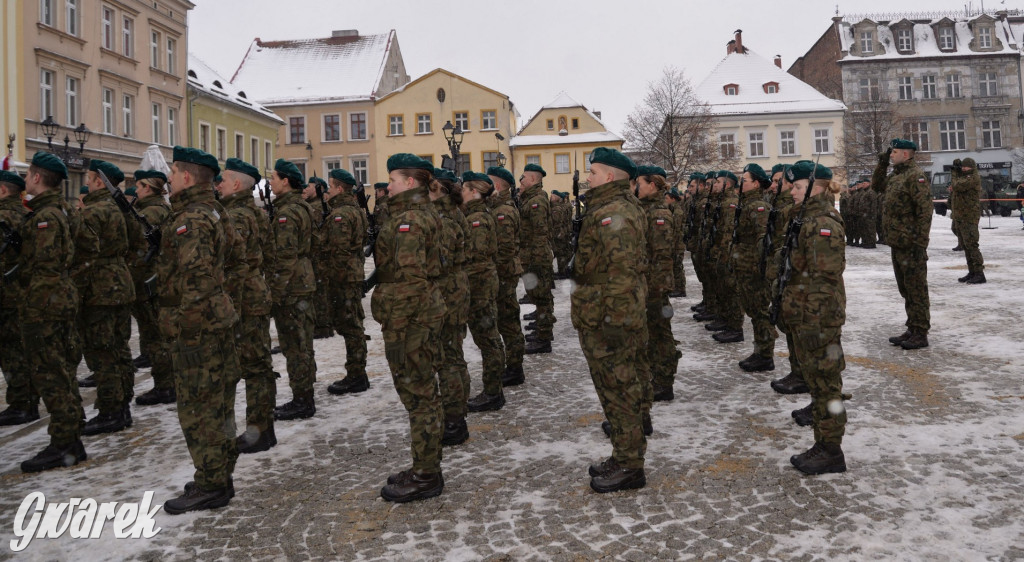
872, 139, 933, 350
486, 166, 527, 387
304, 176, 334, 339
706, 171, 743, 344
550, 190, 573, 278
519, 163, 556, 354
267, 159, 318, 420
733, 164, 777, 372
949, 158, 985, 284
573, 147, 649, 493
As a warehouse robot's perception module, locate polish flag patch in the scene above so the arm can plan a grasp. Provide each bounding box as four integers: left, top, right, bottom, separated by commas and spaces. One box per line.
334, 216, 343, 222
176, 225, 188, 236
278, 217, 287, 224
601, 217, 612, 226
756, 206, 765, 212
656, 219, 666, 226
36, 221, 49, 229
729, 204, 737, 208
531, 203, 539, 209
399, 224, 411, 232
497, 214, 506, 221
472, 221, 482, 228
918, 177, 926, 183
819, 228, 832, 237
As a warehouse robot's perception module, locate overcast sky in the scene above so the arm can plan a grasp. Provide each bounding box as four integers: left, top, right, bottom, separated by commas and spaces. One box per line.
188, 0, 1013, 136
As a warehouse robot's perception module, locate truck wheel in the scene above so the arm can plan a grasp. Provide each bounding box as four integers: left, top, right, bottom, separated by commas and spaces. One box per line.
1000, 207, 1011, 217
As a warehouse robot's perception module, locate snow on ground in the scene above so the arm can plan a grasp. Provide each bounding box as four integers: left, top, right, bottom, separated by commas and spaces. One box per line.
0, 211, 1023, 560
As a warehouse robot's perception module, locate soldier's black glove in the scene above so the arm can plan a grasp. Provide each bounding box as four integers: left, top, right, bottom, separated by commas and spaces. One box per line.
0, 222, 21, 256
878, 148, 892, 164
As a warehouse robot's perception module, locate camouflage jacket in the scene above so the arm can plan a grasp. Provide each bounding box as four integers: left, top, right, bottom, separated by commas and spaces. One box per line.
685, 191, 707, 252
434, 196, 470, 326
487, 190, 523, 278
153, 183, 237, 337
550, 198, 573, 246
266, 190, 316, 302
711, 190, 738, 261
639, 194, 675, 298
872, 159, 932, 250
697, 190, 718, 255
670, 199, 687, 254
570, 179, 648, 335
731, 189, 770, 275
72, 189, 135, 306
16, 190, 78, 322
766, 188, 795, 281
949, 170, 982, 222
221, 191, 272, 317
126, 195, 170, 300
322, 191, 368, 284
780, 191, 846, 332
462, 198, 498, 281
519, 184, 553, 266
373, 194, 390, 234
0, 196, 28, 308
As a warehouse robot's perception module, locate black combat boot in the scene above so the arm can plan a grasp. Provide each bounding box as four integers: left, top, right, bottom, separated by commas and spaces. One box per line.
713, 329, 743, 343
791, 442, 846, 475
135, 386, 176, 406
0, 405, 40, 426
861, 241, 876, 248
704, 319, 729, 332
237, 423, 277, 454
525, 339, 551, 354
652, 384, 674, 402
952, 244, 963, 251
184, 477, 235, 498
525, 332, 544, 343
327, 373, 370, 395
518, 294, 532, 305
522, 310, 537, 321
380, 470, 444, 503
667, 290, 686, 298
132, 353, 151, 369
770, 372, 809, 394
164, 484, 232, 514
21, 440, 87, 473
900, 332, 929, 350
589, 457, 615, 477
83, 410, 130, 436
739, 353, 775, 372
270, 345, 282, 355
274, 393, 316, 420
442, 415, 469, 446
601, 415, 652, 438
590, 460, 646, 493
523, 321, 538, 331
965, 272, 987, 284
792, 403, 813, 427
958, 272, 972, 283
690, 300, 705, 312
693, 310, 716, 321
313, 327, 334, 339
501, 365, 525, 387
78, 374, 97, 388
467, 390, 505, 412
888, 330, 912, 345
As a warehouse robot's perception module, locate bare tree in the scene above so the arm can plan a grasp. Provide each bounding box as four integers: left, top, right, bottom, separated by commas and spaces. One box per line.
836, 95, 904, 180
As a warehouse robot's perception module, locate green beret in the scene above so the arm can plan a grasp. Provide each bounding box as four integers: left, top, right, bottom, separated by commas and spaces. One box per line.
668, 187, 682, 200
433, 168, 458, 183
173, 146, 220, 175
705, 171, 717, 180
134, 169, 168, 183
79, 185, 89, 195
770, 164, 786, 177
274, 158, 304, 184
637, 165, 667, 178
386, 153, 433, 172
373, 182, 390, 190
214, 174, 224, 185
524, 163, 546, 177
688, 172, 705, 181
309, 176, 328, 189
0, 170, 26, 190
224, 158, 261, 184
89, 159, 125, 186
716, 170, 738, 184
890, 138, 918, 151
30, 152, 68, 180
553, 190, 568, 199
785, 161, 833, 182
328, 168, 356, 186
124, 186, 137, 197
461, 171, 493, 185
742, 163, 768, 182
486, 166, 515, 187
589, 147, 637, 179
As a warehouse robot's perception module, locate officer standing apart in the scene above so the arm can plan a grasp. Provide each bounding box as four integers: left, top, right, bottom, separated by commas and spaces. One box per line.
949, 158, 986, 284
572, 148, 649, 493
486, 166, 527, 387
872, 139, 933, 350
519, 164, 556, 354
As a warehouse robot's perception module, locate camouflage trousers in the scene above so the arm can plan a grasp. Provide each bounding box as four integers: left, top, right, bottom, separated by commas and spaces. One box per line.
735, 264, 777, 358
272, 298, 317, 397
672, 248, 687, 294
688, 244, 708, 303
714, 258, 743, 330
524, 263, 555, 340
555, 249, 571, 277
438, 320, 469, 417
79, 304, 134, 413
467, 272, 505, 396
313, 274, 333, 334
1, 306, 38, 410
846, 216, 861, 244
952, 218, 984, 274
790, 327, 846, 445
857, 215, 876, 245
232, 314, 276, 433
645, 295, 680, 390
580, 328, 646, 469
327, 282, 367, 378
21, 320, 83, 446
891, 246, 931, 334
495, 275, 525, 368
133, 300, 173, 390
783, 330, 803, 382
172, 327, 239, 490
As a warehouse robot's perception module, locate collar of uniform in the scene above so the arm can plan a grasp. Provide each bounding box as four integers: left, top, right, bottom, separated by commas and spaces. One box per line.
135, 194, 168, 210
432, 195, 453, 214
520, 184, 544, 200
170, 182, 215, 211
585, 179, 631, 208
82, 188, 112, 205
487, 189, 509, 209
219, 190, 252, 208
274, 190, 302, 207
0, 195, 24, 212
893, 160, 917, 174
329, 190, 356, 208
389, 185, 429, 214
463, 197, 488, 214
797, 191, 834, 214
24, 189, 62, 211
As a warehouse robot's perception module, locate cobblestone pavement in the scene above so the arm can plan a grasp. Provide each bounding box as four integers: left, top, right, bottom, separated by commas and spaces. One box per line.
1, 214, 1023, 560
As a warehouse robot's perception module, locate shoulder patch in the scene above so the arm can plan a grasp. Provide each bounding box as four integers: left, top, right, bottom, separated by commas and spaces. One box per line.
278, 217, 287, 224
213, 210, 221, 220
37, 221, 49, 230
819, 228, 832, 237
334, 216, 343, 222
917, 177, 927, 183
398, 224, 411, 232
472, 220, 482, 228
756, 206, 765, 212
497, 214, 505, 221
656, 218, 666, 226
729, 203, 737, 208
600, 217, 612, 226
176, 225, 188, 236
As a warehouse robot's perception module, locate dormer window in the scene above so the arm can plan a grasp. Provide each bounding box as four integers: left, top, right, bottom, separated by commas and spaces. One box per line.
859, 30, 874, 53
212, 80, 223, 89
896, 28, 913, 52
938, 27, 955, 50
724, 84, 739, 95
978, 26, 992, 48
763, 82, 779, 94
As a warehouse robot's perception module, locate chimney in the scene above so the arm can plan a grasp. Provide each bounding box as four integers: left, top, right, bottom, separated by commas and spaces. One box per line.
734, 29, 744, 54
774, 54, 782, 68
332, 29, 359, 38
727, 39, 736, 55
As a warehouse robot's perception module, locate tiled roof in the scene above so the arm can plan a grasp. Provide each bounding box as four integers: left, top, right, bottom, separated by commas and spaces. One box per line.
188, 54, 282, 123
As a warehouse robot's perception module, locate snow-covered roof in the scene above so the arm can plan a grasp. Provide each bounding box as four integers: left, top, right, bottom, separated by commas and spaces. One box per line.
230, 31, 396, 105
838, 15, 1020, 61
188, 55, 283, 123
517, 91, 614, 135
509, 131, 623, 148
695, 50, 846, 116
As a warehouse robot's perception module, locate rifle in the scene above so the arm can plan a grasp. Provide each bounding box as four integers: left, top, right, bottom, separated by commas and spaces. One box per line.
566, 167, 583, 276
354, 183, 376, 258
759, 174, 784, 277
313, 180, 330, 226
98, 169, 161, 263
769, 157, 820, 326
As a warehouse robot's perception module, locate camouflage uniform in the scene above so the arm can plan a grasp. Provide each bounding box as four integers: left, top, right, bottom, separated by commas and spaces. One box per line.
73, 189, 136, 415
267, 191, 317, 400
872, 157, 932, 335
712, 189, 742, 331
433, 196, 471, 417
369, 185, 446, 473
373, 193, 390, 233
670, 196, 687, 295
323, 191, 369, 380
155, 182, 239, 491
765, 188, 801, 380
488, 190, 525, 371
949, 161, 984, 275
860, 188, 880, 246
126, 195, 172, 394
778, 191, 847, 445
520, 184, 556, 341
638, 193, 677, 401
551, 196, 573, 276
307, 193, 333, 337
1, 195, 36, 414
839, 188, 853, 244
570, 179, 648, 470
732, 189, 776, 360
698, 189, 720, 314
463, 198, 506, 395
686, 189, 709, 303
17, 190, 83, 446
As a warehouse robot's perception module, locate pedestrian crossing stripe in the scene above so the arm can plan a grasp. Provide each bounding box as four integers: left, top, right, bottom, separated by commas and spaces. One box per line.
497, 215, 505, 221
819, 228, 832, 237
176, 225, 187, 235
399, 224, 411, 232
601, 217, 612, 226
472, 221, 481, 228
278, 217, 287, 224
37, 221, 49, 229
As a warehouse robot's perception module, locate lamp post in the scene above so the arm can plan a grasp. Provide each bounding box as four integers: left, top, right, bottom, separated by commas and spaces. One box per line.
442, 120, 464, 175
494, 132, 507, 168
305, 141, 315, 178
39, 116, 91, 164
496, 152, 507, 168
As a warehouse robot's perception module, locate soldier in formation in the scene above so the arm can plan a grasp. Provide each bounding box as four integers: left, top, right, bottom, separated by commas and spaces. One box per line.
304, 176, 335, 339
667, 186, 687, 298
948, 158, 986, 284
550, 189, 573, 279
486, 166, 527, 388
732, 164, 776, 372
519, 164, 555, 354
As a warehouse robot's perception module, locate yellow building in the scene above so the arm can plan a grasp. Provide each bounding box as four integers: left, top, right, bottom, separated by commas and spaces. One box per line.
1, 0, 26, 170
510, 92, 624, 194
373, 68, 516, 180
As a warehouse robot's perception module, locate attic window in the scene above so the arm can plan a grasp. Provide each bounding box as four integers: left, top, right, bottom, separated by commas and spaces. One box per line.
237, 91, 247, 99
896, 28, 913, 52
187, 69, 197, 78
763, 82, 779, 94
546, 119, 554, 130
212, 80, 223, 89
724, 84, 739, 96
978, 26, 993, 49
859, 30, 874, 53
938, 27, 955, 50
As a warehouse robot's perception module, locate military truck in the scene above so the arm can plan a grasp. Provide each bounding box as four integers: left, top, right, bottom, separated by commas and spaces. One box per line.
931, 161, 1018, 216
931, 171, 951, 215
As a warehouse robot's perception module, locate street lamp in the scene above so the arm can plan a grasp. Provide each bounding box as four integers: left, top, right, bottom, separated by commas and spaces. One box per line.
40, 116, 59, 150
305, 141, 315, 178
38, 116, 90, 161
496, 152, 507, 167
442, 120, 464, 174
494, 132, 506, 168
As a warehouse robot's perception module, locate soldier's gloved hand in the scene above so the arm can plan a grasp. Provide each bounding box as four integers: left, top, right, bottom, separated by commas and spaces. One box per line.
877, 148, 891, 164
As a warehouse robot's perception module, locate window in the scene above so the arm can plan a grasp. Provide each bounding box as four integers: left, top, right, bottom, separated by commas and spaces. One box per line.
748, 132, 764, 157
897, 28, 912, 51
166, 38, 176, 74
265, 141, 272, 169
765, 84, 777, 94
151, 103, 161, 144
979, 72, 998, 96
122, 94, 134, 137
102, 88, 113, 133
167, 107, 176, 145
546, 119, 554, 130
898, 76, 913, 100
215, 128, 226, 160
235, 133, 243, 158
293, 162, 305, 178
859, 77, 880, 101
199, 123, 209, 152
979, 26, 992, 49
351, 158, 368, 184
719, 133, 736, 159
571, 118, 579, 129
454, 111, 469, 131
922, 75, 937, 99
583, 152, 592, 172
251, 138, 259, 167
289, 116, 305, 144
982, 120, 1002, 148
416, 113, 431, 134
555, 153, 570, 174
779, 130, 796, 156
903, 122, 930, 152
814, 128, 831, 154
526, 155, 540, 166
65, 77, 78, 127
481, 110, 496, 130
939, 120, 965, 151
483, 152, 499, 169
40, 70, 53, 121
349, 112, 367, 140
325, 159, 342, 173
150, 31, 160, 68
122, 16, 134, 57
946, 74, 961, 98
65, 0, 78, 35
40, 0, 54, 26
388, 115, 404, 136
725, 86, 737, 96
939, 27, 954, 50
323, 114, 340, 142
102, 8, 113, 49
860, 30, 874, 53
